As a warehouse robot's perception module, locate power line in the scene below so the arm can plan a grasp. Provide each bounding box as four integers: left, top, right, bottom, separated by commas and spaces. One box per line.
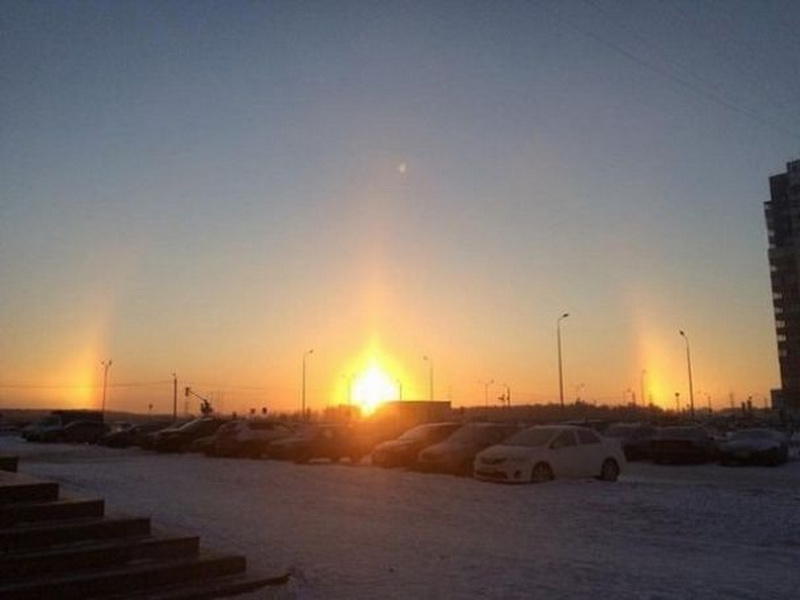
537, 0, 800, 142
0, 380, 172, 390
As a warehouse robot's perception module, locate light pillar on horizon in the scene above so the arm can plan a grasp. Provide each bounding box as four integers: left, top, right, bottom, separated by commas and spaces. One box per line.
679, 330, 695, 419
172, 372, 177, 421
423, 355, 434, 401
557, 313, 570, 409
100, 359, 112, 415
302, 349, 314, 420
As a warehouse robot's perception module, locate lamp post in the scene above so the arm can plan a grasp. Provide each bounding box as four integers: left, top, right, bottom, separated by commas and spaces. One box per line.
639, 370, 647, 409
679, 330, 695, 419
302, 349, 314, 421
396, 379, 403, 401
100, 359, 112, 415
575, 383, 585, 403
557, 313, 570, 409
482, 379, 494, 407
342, 373, 355, 405
423, 355, 434, 401
503, 383, 511, 408
172, 372, 178, 421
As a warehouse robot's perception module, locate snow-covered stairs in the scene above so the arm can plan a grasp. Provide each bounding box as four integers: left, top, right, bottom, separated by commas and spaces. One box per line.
0, 459, 285, 599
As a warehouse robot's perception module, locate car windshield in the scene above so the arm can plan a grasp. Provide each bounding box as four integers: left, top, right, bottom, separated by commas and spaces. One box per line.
656, 427, 706, 440
446, 424, 507, 443
398, 424, 450, 442
605, 425, 638, 438
503, 428, 555, 447
177, 418, 213, 433
729, 429, 780, 440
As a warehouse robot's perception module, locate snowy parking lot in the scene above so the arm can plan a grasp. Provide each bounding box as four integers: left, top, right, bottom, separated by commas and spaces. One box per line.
3, 437, 800, 599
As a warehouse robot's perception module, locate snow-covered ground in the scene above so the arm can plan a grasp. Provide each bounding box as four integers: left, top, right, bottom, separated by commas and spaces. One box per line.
3, 437, 800, 599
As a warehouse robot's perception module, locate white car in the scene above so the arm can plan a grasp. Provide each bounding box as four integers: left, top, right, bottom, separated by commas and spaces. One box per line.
473, 425, 626, 483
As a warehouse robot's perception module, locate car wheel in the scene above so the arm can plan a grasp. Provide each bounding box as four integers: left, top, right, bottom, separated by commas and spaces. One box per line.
599, 459, 620, 482
531, 462, 554, 483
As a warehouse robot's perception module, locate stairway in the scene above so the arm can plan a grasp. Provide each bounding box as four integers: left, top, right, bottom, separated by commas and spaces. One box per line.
0, 458, 288, 599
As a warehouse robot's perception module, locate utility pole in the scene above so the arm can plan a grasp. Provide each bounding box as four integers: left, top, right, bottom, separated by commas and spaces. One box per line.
557, 313, 569, 409
396, 379, 403, 401
482, 379, 494, 407
302, 349, 314, 421
504, 383, 511, 408
679, 330, 695, 419
639, 370, 646, 409
172, 373, 178, 421
101, 359, 112, 415
423, 355, 434, 401
675, 392, 680, 414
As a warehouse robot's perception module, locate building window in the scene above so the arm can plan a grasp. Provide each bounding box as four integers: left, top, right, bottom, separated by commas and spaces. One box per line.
777, 334, 787, 342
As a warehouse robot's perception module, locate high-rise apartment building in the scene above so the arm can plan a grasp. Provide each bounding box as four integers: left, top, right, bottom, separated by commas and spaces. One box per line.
766, 158, 800, 410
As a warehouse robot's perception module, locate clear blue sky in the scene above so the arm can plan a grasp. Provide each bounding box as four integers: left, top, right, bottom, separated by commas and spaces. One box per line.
2, 0, 800, 413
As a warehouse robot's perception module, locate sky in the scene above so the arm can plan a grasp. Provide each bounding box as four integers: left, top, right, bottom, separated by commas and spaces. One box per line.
2, 0, 800, 415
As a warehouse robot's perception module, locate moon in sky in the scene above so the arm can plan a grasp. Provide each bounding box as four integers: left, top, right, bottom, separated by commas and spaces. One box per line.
396, 162, 407, 174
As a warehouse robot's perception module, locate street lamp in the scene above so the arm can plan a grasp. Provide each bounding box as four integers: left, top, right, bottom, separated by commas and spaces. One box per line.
481, 379, 494, 407
639, 370, 647, 409
396, 379, 403, 401
100, 359, 112, 414
574, 383, 585, 403
502, 383, 511, 408
679, 330, 695, 419
423, 355, 434, 401
302, 349, 314, 420
557, 313, 570, 409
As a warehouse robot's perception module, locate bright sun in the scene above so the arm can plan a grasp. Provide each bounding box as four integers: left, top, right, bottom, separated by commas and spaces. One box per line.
352, 363, 399, 414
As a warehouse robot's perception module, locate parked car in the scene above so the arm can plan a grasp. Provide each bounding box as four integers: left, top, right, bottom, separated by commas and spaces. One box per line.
371, 422, 462, 468
152, 417, 227, 453
604, 423, 657, 461
718, 429, 789, 466
208, 419, 294, 458
416, 422, 520, 475
22, 410, 104, 442
266, 424, 365, 463
650, 426, 718, 464
100, 421, 175, 448
60, 420, 109, 444
474, 425, 625, 484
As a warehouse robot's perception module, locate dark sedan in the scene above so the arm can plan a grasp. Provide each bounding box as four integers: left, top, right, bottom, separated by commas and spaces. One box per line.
371, 422, 463, 468
604, 423, 657, 461
266, 424, 363, 463
416, 422, 520, 475
100, 421, 174, 448
650, 426, 717, 464
718, 429, 789, 466
60, 420, 109, 443
152, 417, 226, 453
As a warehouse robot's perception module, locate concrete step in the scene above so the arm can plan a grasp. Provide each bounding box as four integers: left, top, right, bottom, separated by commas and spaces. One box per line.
0, 552, 248, 600
1, 534, 200, 579
0, 516, 151, 553
0, 455, 18, 472
0, 472, 59, 504
0, 498, 105, 527
117, 572, 292, 600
